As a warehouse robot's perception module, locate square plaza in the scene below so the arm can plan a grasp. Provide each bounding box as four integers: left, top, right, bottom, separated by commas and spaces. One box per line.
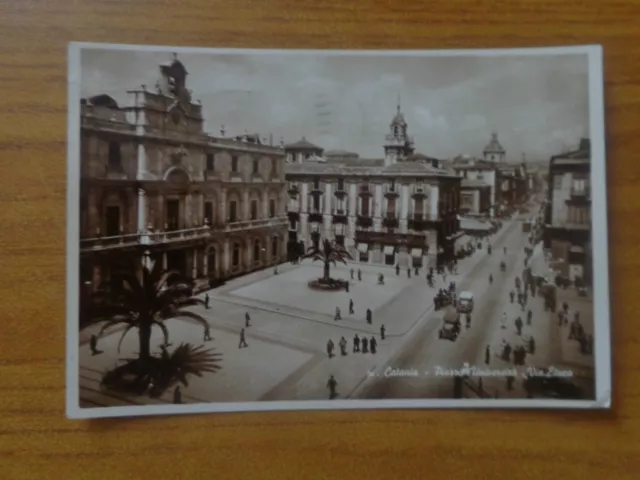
227, 263, 412, 316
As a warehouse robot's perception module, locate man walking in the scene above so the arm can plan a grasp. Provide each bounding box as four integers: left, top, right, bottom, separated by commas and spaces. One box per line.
366, 308, 372, 325
349, 299, 355, 315
357, 269, 362, 281
339, 336, 348, 356
238, 328, 248, 348
204, 326, 212, 342
245, 312, 251, 328
327, 375, 338, 399
204, 293, 210, 309
335, 307, 342, 321
173, 386, 182, 404
370, 336, 378, 354
380, 324, 386, 340
353, 334, 360, 353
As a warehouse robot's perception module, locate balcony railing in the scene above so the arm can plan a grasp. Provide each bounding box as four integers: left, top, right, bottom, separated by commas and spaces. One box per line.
287, 184, 300, 196
332, 209, 348, 224
412, 185, 428, 197
356, 215, 373, 228
308, 211, 323, 223
80, 226, 211, 252
570, 187, 591, 199
382, 215, 399, 229
334, 185, 347, 197
358, 185, 373, 197
383, 184, 400, 197
224, 216, 288, 232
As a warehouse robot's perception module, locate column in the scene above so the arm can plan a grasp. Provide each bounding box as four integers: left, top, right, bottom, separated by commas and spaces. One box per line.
401, 185, 409, 219
203, 249, 209, 275
192, 249, 198, 279
242, 189, 250, 221
324, 183, 332, 214
220, 189, 227, 224
162, 252, 168, 270
262, 189, 269, 218
135, 142, 147, 181
374, 184, 382, 218
430, 185, 439, 219
301, 183, 308, 212
223, 238, 230, 272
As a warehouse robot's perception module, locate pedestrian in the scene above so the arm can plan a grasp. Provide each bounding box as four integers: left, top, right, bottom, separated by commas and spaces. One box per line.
396, 264, 400, 276
574, 310, 580, 322
407, 267, 411, 278
204, 293, 210, 309
349, 299, 354, 315
370, 336, 377, 354
245, 312, 251, 327
515, 317, 523, 335
204, 326, 212, 342
350, 268, 354, 280
366, 308, 372, 325
489, 274, 493, 285
326, 339, 334, 358
327, 375, 338, 399
90, 334, 102, 356
510, 291, 515, 303
335, 307, 341, 321
274, 266, 278, 275
501, 312, 507, 329
380, 324, 386, 340
361, 336, 369, 353
484, 344, 490, 365
563, 302, 569, 314
238, 328, 248, 348
339, 336, 347, 356
527, 309, 533, 326
529, 336, 536, 354
414, 266, 419, 276
357, 269, 362, 281
353, 334, 360, 353
557, 310, 564, 326
345, 281, 349, 293
173, 386, 182, 404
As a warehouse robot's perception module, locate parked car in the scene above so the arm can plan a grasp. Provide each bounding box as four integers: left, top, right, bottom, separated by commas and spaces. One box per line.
438, 307, 461, 341
457, 291, 474, 314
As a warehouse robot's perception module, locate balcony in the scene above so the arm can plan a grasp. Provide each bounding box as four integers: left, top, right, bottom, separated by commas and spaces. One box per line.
287, 211, 300, 222
566, 187, 591, 205
383, 184, 400, 198
223, 216, 288, 233
412, 185, 428, 198
310, 183, 323, 195
356, 215, 373, 228
358, 185, 373, 197
308, 211, 323, 223
332, 209, 348, 224
80, 226, 212, 253
382, 214, 399, 229
334, 185, 347, 198
287, 184, 300, 196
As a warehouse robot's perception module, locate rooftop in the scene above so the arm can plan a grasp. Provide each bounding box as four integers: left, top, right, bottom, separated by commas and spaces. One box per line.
461, 178, 491, 188
284, 137, 323, 151
285, 159, 457, 178
483, 132, 505, 155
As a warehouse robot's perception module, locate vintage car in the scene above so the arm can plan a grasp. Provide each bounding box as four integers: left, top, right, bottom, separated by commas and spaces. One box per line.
438, 307, 461, 341
457, 291, 474, 313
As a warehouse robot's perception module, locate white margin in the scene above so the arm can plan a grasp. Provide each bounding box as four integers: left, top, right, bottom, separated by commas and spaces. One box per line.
65, 42, 611, 419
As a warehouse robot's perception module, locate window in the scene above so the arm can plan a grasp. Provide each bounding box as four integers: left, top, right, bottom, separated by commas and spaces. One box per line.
108, 142, 122, 170
166, 199, 180, 230
250, 200, 258, 220
229, 201, 237, 222
105, 206, 120, 236
313, 178, 320, 189
390, 179, 396, 191
206, 153, 215, 171
386, 199, 396, 217
271, 158, 277, 175
312, 196, 320, 212
361, 199, 370, 216
269, 199, 276, 218
204, 201, 214, 225
232, 243, 240, 267
337, 179, 344, 191
253, 159, 259, 175
253, 240, 261, 264
231, 155, 238, 173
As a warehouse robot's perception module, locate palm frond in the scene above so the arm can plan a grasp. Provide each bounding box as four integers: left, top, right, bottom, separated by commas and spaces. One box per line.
116, 323, 138, 353
151, 320, 170, 346
155, 269, 183, 293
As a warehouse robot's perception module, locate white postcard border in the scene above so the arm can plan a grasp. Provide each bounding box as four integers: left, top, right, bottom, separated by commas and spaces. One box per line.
65, 42, 611, 419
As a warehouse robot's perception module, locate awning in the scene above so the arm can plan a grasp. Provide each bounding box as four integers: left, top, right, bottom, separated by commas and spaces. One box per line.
411, 248, 423, 258
357, 243, 369, 253
383, 245, 395, 256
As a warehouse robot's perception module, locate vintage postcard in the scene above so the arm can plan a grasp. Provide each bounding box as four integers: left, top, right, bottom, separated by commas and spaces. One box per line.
66, 42, 610, 419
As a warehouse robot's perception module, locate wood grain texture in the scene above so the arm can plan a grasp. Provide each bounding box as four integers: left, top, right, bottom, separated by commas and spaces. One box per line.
1, 0, 639, 478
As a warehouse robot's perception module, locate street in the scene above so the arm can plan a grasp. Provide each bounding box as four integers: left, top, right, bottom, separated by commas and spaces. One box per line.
353, 215, 536, 399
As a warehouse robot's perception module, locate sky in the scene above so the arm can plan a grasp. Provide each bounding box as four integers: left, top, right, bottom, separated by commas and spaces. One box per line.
79, 48, 591, 162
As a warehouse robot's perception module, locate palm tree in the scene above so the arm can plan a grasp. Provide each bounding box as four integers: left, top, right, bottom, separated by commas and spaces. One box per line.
82, 255, 222, 397
305, 237, 352, 281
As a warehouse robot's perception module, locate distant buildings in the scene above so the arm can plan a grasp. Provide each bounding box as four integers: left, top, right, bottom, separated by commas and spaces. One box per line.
285, 104, 461, 268
79, 55, 288, 293
543, 138, 592, 284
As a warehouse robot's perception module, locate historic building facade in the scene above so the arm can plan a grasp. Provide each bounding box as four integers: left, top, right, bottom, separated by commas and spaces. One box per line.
543, 138, 592, 284
79, 55, 288, 293
285, 105, 461, 268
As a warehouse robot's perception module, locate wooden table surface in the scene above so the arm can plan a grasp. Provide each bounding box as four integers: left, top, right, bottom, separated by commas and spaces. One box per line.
1, 0, 639, 478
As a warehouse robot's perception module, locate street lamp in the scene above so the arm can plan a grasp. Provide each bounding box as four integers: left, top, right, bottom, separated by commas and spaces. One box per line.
142, 249, 155, 271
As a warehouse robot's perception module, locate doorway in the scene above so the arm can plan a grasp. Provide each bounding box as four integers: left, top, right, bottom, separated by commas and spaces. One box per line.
105, 206, 120, 237
166, 199, 180, 230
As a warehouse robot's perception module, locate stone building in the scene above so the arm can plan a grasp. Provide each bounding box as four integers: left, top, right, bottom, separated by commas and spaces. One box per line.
285, 104, 461, 268
543, 138, 592, 283
450, 155, 497, 217
79, 54, 288, 293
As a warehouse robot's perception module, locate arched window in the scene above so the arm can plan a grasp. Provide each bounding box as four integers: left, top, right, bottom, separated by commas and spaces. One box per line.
232, 242, 240, 267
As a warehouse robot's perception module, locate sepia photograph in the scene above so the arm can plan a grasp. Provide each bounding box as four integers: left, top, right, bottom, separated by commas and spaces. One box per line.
66, 43, 610, 419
